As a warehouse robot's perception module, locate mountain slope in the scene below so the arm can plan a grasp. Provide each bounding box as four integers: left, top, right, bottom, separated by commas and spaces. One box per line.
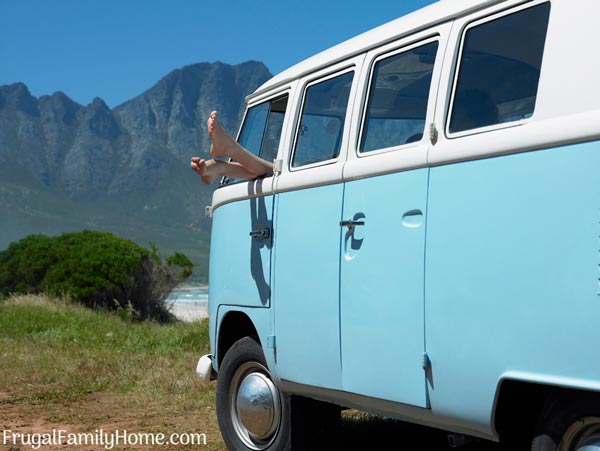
0, 61, 273, 281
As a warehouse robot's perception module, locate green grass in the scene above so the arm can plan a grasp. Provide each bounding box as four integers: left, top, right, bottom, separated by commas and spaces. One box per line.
0, 294, 224, 450
0, 295, 207, 353
0, 294, 210, 403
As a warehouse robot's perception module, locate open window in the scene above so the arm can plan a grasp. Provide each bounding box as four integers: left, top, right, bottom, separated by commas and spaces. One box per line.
238, 95, 288, 162
222, 94, 288, 185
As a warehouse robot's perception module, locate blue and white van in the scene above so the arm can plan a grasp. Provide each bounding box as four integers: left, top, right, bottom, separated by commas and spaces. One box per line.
196, 0, 600, 449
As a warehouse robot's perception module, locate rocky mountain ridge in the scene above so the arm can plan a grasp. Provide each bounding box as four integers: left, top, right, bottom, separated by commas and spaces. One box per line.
0, 61, 273, 280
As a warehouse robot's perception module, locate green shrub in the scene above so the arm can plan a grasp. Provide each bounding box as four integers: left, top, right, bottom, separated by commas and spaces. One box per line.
0, 231, 193, 322
166, 251, 194, 279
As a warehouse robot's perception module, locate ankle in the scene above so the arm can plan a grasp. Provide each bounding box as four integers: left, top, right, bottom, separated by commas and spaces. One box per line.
211, 159, 226, 176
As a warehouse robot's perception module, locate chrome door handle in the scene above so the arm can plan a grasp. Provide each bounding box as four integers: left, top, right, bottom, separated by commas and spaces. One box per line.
249, 228, 270, 239
339, 220, 365, 230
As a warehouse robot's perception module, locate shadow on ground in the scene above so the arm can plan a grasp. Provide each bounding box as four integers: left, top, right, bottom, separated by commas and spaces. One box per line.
328, 414, 518, 451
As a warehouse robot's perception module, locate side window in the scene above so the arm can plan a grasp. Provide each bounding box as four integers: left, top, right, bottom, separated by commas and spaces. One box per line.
361, 41, 439, 153
237, 94, 289, 163
292, 72, 354, 168
449, 3, 551, 134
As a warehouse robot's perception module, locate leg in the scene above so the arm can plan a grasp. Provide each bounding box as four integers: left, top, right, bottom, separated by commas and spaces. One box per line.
208, 111, 273, 176
190, 157, 266, 185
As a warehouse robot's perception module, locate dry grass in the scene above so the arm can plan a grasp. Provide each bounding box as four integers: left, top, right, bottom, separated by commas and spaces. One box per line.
0, 294, 226, 450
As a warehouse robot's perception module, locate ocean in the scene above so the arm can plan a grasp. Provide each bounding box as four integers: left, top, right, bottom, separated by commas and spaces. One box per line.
166, 287, 208, 322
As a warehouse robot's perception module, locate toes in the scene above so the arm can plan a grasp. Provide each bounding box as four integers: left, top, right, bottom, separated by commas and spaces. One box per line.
190, 159, 206, 174
208, 111, 218, 132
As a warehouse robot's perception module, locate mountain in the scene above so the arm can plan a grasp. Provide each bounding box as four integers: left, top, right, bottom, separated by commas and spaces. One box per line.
0, 61, 273, 282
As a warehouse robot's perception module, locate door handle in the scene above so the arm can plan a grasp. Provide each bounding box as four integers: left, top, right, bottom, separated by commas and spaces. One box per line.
339, 220, 365, 231
249, 228, 270, 239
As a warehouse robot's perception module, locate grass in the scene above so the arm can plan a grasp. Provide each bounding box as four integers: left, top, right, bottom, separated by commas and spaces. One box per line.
0, 295, 505, 451
0, 294, 225, 450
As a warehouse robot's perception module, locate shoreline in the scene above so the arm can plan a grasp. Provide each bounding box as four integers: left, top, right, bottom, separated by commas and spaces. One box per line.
167, 286, 209, 321
173, 284, 208, 291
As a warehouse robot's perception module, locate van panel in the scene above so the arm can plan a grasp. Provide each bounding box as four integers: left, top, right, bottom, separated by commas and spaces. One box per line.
341, 168, 429, 407
272, 184, 344, 389
425, 140, 600, 424
209, 194, 274, 309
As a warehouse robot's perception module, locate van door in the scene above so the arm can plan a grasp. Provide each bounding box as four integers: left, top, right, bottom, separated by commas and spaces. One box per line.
209, 94, 289, 311
340, 30, 447, 407
273, 58, 363, 390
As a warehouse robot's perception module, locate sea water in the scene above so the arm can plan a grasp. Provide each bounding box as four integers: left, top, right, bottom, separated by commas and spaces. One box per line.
166, 287, 208, 321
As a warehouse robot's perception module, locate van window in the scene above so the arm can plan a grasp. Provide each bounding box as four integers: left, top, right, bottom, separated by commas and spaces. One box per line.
238, 95, 288, 163
449, 3, 550, 134
360, 41, 438, 153
292, 72, 354, 167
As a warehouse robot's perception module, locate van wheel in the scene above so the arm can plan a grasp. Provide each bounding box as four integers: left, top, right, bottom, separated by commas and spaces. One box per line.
216, 336, 291, 451
531, 398, 600, 451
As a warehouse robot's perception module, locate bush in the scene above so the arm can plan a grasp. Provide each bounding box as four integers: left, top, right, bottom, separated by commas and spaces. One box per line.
0, 231, 194, 322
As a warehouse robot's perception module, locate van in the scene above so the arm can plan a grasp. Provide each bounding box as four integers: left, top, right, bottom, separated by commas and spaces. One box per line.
196, 0, 600, 449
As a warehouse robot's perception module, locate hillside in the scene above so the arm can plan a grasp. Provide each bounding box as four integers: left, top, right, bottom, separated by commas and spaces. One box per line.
0, 61, 273, 281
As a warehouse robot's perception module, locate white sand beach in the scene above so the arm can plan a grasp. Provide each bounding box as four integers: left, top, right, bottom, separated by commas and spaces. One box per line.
167, 286, 209, 322
170, 301, 208, 322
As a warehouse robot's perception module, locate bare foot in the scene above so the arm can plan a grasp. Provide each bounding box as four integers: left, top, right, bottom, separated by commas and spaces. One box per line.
190, 157, 218, 185
208, 111, 237, 158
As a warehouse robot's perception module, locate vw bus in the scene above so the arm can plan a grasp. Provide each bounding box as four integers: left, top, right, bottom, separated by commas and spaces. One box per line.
197, 0, 600, 449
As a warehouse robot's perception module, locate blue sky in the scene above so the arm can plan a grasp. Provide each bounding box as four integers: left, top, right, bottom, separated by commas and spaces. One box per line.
1, 0, 435, 108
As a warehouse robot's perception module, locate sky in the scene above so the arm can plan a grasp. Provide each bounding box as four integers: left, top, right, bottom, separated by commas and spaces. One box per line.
1, 0, 436, 108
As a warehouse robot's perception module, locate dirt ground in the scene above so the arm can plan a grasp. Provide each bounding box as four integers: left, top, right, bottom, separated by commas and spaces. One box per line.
1, 389, 513, 451
0, 387, 226, 451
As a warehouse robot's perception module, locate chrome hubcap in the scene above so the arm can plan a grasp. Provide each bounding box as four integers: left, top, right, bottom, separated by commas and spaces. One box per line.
230, 362, 281, 450
560, 418, 600, 451
576, 432, 600, 451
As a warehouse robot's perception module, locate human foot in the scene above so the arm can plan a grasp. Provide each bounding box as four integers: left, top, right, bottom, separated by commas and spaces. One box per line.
190, 157, 219, 185
208, 111, 238, 158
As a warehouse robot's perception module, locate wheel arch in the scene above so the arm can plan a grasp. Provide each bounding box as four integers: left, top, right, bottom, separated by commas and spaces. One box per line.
493, 376, 600, 445
216, 310, 260, 368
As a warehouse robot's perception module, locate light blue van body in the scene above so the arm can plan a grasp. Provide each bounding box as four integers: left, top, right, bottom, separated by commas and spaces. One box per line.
206, 0, 600, 442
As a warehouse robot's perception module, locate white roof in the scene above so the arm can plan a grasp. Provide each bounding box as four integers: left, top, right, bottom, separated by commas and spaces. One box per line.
248, 0, 506, 102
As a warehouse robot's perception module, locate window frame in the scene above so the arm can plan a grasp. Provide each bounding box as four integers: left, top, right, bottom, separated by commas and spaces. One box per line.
218, 88, 290, 188
236, 90, 290, 158
357, 36, 441, 158
445, 1, 551, 139
289, 66, 356, 172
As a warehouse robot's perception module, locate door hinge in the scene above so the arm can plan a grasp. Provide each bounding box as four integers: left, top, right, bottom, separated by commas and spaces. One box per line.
422, 352, 431, 372
205, 205, 213, 219
267, 335, 276, 349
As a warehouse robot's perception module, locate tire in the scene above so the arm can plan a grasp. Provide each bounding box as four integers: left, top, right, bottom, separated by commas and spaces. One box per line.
216, 336, 291, 451
531, 398, 600, 451
216, 336, 342, 451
